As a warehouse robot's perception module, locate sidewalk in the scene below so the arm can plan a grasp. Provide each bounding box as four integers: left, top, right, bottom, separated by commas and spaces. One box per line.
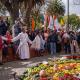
0, 55, 54, 80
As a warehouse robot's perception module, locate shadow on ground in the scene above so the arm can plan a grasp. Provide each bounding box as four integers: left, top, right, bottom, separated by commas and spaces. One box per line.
0, 55, 54, 80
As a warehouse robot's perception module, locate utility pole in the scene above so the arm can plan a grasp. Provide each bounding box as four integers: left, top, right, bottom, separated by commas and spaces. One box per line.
67, 0, 69, 31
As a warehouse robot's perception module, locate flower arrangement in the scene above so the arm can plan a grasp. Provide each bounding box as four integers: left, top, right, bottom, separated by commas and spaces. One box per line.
20, 59, 80, 80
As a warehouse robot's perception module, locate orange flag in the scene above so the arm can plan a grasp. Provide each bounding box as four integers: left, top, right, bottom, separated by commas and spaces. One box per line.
32, 18, 35, 31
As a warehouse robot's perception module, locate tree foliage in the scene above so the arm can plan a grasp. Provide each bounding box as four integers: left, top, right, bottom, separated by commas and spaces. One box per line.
0, 0, 44, 24
47, 0, 65, 16
0, 0, 23, 23
22, 0, 45, 26
0, 2, 7, 15
69, 14, 80, 29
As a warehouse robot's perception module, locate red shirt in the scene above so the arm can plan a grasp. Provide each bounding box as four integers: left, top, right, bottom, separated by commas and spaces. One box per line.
5, 32, 12, 44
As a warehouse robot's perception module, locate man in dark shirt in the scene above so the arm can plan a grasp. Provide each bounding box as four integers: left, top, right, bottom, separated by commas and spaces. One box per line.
28, 30, 35, 41
49, 30, 58, 55
0, 17, 8, 36
12, 19, 22, 59
0, 17, 8, 65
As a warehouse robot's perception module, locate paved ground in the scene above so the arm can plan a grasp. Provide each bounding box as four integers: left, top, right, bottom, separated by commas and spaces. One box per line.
0, 55, 55, 80
0, 53, 76, 80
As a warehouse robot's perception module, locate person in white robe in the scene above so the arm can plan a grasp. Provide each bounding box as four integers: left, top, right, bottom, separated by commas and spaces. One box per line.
12, 27, 32, 60
63, 32, 70, 39
31, 31, 45, 56
31, 32, 41, 50
31, 32, 41, 56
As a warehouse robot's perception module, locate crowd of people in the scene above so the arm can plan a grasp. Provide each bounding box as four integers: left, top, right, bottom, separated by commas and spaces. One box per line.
0, 17, 80, 65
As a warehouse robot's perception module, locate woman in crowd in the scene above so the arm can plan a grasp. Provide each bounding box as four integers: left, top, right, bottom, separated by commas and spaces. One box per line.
70, 32, 79, 53
31, 31, 41, 56
62, 32, 71, 53
2, 31, 11, 62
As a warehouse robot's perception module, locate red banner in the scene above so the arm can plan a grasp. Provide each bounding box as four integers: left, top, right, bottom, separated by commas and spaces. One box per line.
32, 18, 35, 31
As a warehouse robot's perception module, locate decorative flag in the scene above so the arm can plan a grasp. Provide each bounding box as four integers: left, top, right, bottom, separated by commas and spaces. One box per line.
54, 16, 61, 30
44, 14, 48, 27
40, 15, 44, 24
54, 16, 57, 20
48, 16, 54, 30
47, 16, 50, 25
60, 18, 64, 26
32, 18, 35, 31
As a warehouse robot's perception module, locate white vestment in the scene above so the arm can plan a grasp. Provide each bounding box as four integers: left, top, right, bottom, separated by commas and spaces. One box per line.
31, 35, 41, 50
63, 33, 70, 39
12, 32, 32, 59
12, 25, 15, 38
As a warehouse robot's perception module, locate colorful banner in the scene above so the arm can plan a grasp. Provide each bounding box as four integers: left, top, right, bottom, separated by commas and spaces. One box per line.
40, 15, 44, 24
54, 16, 61, 30
44, 14, 48, 27
60, 18, 64, 26
32, 18, 35, 31
48, 16, 54, 30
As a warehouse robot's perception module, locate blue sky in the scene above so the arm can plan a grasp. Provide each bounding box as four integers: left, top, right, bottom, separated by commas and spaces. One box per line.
62, 0, 80, 15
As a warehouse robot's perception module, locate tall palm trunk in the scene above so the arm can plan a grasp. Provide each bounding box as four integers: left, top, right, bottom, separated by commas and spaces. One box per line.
10, 5, 19, 23
10, 2, 19, 23
23, 0, 33, 28
24, 8, 31, 28
1, 0, 19, 23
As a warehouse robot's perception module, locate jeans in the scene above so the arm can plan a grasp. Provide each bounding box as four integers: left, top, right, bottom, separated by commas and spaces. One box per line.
64, 44, 71, 53
50, 42, 56, 55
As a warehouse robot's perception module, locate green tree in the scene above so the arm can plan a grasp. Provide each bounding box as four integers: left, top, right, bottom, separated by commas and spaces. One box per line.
23, 0, 44, 26
68, 14, 80, 30
0, 0, 23, 23
0, 2, 7, 15
0, 0, 44, 25
47, 0, 65, 16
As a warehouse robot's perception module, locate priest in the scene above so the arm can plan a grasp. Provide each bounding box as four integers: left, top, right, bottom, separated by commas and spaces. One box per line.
12, 27, 32, 60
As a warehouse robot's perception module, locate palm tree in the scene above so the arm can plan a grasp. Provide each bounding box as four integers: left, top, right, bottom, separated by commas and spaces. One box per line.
22, 0, 45, 26
47, 0, 65, 16
0, 0, 44, 24
0, 2, 7, 15
0, 0, 23, 23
